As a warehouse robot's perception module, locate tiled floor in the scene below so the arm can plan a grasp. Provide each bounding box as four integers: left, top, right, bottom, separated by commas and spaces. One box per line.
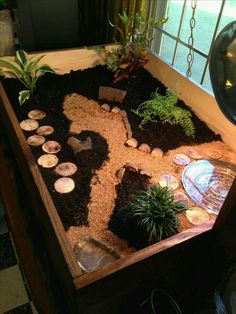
0, 199, 38, 314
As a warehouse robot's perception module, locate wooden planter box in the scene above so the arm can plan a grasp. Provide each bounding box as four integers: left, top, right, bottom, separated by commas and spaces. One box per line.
1, 48, 236, 314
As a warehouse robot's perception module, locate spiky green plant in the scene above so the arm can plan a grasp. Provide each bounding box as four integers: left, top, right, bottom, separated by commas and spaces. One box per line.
133, 88, 195, 137
95, 10, 167, 83
129, 185, 187, 244
0, 49, 55, 105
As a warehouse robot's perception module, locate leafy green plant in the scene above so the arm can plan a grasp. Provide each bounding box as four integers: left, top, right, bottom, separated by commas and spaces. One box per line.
133, 88, 195, 137
97, 10, 167, 83
129, 185, 187, 244
0, 49, 55, 105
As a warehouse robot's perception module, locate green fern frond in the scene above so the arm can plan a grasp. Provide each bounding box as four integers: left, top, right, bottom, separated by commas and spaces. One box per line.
133, 89, 195, 137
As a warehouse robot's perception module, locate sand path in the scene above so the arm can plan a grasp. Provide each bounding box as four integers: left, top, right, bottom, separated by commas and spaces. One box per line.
63, 93, 236, 256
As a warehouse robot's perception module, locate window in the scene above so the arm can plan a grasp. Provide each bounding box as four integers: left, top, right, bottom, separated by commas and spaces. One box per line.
150, 0, 236, 93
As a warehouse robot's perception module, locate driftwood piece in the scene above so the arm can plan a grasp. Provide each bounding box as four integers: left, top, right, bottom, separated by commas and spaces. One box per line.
98, 86, 126, 103
67, 136, 92, 156
120, 110, 132, 140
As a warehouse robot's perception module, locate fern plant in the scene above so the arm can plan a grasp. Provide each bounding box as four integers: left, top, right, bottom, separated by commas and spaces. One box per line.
96, 10, 167, 83
0, 49, 55, 105
133, 89, 195, 137
129, 185, 187, 244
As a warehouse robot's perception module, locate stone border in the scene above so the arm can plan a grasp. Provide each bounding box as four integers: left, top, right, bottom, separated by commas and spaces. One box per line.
115, 163, 152, 181
100, 103, 164, 159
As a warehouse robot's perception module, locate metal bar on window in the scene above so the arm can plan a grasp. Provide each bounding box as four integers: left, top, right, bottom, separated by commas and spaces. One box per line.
156, 27, 208, 59
172, 0, 187, 66
200, 0, 226, 84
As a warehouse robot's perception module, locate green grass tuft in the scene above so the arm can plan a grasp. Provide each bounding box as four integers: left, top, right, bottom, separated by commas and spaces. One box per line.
129, 185, 187, 244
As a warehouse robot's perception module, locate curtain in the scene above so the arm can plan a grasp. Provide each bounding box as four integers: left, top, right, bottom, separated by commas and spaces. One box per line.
77, 0, 148, 46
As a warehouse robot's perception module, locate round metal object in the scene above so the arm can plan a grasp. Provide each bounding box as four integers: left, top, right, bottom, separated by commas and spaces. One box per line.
209, 21, 236, 124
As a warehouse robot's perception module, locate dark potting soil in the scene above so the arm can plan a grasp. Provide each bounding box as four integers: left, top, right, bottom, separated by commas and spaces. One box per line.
1, 64, 221, 232
108, 169, 150, 249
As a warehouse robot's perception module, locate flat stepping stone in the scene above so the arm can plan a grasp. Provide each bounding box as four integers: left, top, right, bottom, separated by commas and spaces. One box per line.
27, 135, 45, 146
42, 141, 61, 154
206, 149, 223, 159
36, 125, 54, 136
55, 162, 77, 176
159, 174, 179, 190
74, 237, 120, 272
174, 191, 190, 206
37, 154, 58, 168
185, 207, 210, 225
20, 119, 39, 131
186, 148, 204, 160
173, 153, 190, 166
54, 177, 75, 194
28, 110, 46, 120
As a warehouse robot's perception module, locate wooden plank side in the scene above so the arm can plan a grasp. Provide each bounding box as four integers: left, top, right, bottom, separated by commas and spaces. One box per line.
74, 228, 218, 314
74, 221, 214, 288
0, 144, 55, 314
0, 82, 81, 278
145, 53, 236, 152
0, 82, 83, 313
5, 47, 236, 151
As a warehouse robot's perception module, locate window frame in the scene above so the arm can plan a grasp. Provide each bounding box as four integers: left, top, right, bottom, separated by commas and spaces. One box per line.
150, 0, 227, 87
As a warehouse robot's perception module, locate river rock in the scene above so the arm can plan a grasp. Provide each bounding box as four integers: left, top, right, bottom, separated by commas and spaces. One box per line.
125, 138, 138, 148
101, 103, 110, 111
138, 143, 151, 153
